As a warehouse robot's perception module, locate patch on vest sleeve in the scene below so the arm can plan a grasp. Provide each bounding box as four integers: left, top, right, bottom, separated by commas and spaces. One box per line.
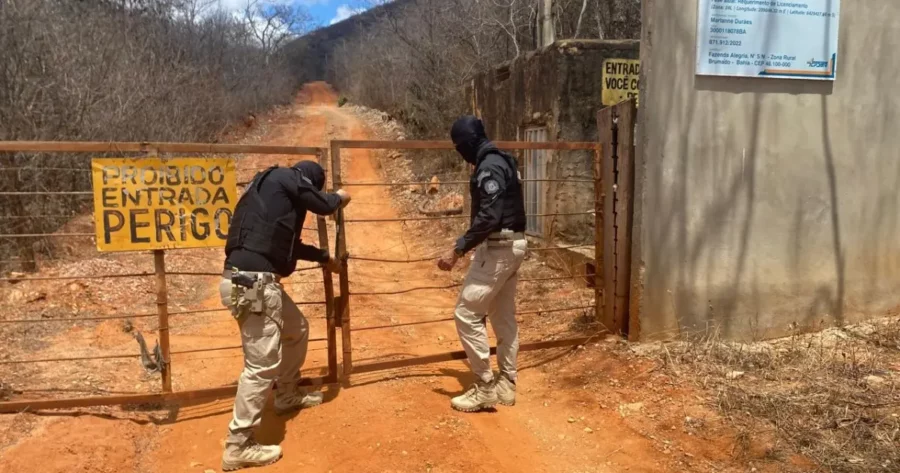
476, 170, 491, 186
483, 179, 500, 195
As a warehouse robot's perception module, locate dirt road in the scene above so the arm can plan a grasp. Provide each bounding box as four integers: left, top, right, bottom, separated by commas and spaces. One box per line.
0, 83, 774, 473
152, 83, 652, 473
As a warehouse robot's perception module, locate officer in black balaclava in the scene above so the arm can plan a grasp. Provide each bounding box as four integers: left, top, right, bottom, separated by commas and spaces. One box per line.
438, 116, 528, 413
218, 160, 350, 470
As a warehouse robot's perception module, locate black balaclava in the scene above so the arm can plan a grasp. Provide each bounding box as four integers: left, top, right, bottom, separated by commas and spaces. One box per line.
450, 115, 489, 165
292, 160, 326, 190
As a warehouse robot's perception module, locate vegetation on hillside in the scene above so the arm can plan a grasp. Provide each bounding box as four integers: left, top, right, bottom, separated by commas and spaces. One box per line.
322, 0, 641, 138
0, 0, 311, 270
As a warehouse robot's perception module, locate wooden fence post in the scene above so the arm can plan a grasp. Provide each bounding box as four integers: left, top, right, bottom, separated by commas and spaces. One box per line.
144, 145, 172, 392
330, 141, 353, 378
153, 250, 172, 392
615, 100, 637, 340
595, 100, 637, 337
597, 108, 618, 333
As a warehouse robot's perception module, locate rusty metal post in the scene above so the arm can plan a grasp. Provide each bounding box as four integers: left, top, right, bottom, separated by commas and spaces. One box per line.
319, 147, 330, 191
592, 147, 604, 323
144, 145, 172, 392
318, 215, 338, 383
316, 149, 339, 383
330, 141, 353, 377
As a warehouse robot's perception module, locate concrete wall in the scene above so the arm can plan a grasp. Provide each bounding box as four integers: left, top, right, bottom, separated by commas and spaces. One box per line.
635, 1, 900, 340
470, 40, 639, 244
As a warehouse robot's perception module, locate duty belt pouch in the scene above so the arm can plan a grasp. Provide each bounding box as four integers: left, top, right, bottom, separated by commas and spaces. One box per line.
243, 279, 265, 314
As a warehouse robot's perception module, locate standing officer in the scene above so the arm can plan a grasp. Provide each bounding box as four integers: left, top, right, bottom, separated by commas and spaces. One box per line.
219, 160, 350, 471
438, 116, 528, 412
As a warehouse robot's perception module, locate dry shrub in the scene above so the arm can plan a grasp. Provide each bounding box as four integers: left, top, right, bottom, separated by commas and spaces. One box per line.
658, 319, 900, 472
0, 0, 306, 271
322, 0, 641, 140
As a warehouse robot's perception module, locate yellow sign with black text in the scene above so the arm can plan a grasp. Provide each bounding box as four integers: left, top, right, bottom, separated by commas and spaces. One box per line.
91, 158, 237, 252
602, 59, 640, 107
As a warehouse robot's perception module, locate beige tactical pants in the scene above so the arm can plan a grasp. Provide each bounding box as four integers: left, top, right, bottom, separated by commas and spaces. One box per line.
218, 277, 309, 446
454, 238, 528, 383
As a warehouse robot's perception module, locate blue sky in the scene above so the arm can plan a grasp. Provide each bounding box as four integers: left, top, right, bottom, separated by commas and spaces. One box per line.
218, 0, 369, 28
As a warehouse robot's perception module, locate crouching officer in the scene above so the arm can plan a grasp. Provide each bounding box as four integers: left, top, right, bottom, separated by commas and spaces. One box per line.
438, 116, 527, 412
219, 160, 350, 471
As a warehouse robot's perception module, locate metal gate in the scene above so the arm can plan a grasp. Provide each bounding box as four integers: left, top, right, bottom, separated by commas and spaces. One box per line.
523, 127, 548, 236
328, 139, 605, 377
0, 141, 337, 412
0, 104, 639, 412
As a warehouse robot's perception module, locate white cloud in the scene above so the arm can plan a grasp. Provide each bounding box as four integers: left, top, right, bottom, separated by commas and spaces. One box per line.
217, 0, 329, 12
329, 4, 364, 25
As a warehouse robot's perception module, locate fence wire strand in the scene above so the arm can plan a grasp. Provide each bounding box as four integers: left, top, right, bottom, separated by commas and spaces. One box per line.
341, 178, 594, 187
0, 338, 328, 366
0, 140, 602, 384
349, 305, 595, 335
346, 245, 592, 264
344, 211, 593, 224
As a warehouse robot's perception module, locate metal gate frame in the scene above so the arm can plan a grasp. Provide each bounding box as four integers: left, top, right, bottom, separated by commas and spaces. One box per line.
328, 139, 607, 378
0, 141, 338, 413
0, 131, 631, 411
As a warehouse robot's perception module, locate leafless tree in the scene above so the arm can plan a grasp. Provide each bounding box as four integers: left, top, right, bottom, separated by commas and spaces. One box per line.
0, 0, 306, 270
573, 0, 589, 38
242, 0, 313, 60
322, 0, 639, 143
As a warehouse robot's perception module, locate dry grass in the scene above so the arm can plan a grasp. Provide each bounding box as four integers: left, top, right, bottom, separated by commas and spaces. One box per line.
653, 318, 900, 472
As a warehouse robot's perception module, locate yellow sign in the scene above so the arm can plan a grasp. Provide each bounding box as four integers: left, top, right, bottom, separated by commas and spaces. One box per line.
602, 59, 640, 107
91, 158, 237, 252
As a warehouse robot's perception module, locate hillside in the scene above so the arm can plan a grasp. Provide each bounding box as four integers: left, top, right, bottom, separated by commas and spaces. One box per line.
287, 0, 641, 138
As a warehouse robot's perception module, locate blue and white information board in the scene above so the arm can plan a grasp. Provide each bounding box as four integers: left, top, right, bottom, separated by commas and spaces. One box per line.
696, 0, 840, 80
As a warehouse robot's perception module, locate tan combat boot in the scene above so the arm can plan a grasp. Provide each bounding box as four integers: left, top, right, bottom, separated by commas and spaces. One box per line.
494, 373, 516, 406
222, 438, 282, 471
451, 380, 498, 412
274, 386, 324, 416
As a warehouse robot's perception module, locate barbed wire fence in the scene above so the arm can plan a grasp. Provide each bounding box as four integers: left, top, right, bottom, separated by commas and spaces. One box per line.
324, 140, 605, 377
0, 142, 337, 412
0, 139, 609, 413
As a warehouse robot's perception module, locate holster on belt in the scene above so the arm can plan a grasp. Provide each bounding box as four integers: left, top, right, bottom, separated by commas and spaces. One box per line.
228, 268, 266, 317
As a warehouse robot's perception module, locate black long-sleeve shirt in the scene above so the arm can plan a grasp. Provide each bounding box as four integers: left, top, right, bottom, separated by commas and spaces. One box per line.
225, 167, 342, 276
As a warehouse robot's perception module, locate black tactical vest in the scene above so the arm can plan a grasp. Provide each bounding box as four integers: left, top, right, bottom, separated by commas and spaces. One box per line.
470, 151, 527, 232
225, 166, 305, 267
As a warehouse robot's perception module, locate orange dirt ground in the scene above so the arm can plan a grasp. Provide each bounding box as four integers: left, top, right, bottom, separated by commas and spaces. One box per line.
0, 83, 800, 473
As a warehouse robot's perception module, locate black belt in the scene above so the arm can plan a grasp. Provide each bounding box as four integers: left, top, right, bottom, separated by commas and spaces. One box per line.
222, 269, 280, 283
488, 230, 524, 241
